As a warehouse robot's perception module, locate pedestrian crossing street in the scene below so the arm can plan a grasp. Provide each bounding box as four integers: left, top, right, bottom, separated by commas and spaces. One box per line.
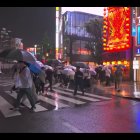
0, 78, 112, 118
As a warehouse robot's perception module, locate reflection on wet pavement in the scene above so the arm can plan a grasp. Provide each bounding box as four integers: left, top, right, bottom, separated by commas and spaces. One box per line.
95, 82, 140, 100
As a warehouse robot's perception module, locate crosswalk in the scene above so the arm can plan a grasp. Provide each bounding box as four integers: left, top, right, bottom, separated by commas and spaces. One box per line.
0, 78, 112, 118
0, 78, 13, 87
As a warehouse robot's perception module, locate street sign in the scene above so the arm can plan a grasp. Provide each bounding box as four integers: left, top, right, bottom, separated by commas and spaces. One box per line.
133, 60, 139, 69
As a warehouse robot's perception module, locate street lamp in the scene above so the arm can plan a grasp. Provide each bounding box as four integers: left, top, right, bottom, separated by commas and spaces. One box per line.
34, 44, 37, 55
46, 53, 49, 57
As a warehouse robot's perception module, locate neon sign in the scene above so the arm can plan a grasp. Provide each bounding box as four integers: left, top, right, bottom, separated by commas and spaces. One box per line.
103, 7, 131, 52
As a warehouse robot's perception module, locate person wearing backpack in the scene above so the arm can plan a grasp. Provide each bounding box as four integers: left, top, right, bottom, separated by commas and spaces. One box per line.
114, 66, 123, 91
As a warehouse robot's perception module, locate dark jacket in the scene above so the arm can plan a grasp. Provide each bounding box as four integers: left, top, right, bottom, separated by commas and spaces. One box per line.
74, 70, 83, 83
45, 69, 53, 80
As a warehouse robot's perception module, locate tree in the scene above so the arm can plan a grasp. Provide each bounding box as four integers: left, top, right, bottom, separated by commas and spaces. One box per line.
85, 18, 103, 64
41, 32, 54, 59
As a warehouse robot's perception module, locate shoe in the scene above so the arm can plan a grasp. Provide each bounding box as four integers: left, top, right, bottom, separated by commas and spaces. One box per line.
117, 89, 121, 92
30, 106, 36, 111
9, 107, 19, 111
50, 89, 54, 92
19, 103, 26, 108
35, 100, 40, 104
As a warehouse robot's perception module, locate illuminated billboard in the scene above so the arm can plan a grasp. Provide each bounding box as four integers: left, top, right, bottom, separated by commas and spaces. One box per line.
103, 7, 131, 52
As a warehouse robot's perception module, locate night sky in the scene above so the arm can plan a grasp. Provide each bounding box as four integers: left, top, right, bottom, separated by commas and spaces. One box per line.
0, 7, 56, 48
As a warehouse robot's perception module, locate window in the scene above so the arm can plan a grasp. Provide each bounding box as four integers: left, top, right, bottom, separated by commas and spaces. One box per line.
72, 40, 81, 54
81, 41, 91, 55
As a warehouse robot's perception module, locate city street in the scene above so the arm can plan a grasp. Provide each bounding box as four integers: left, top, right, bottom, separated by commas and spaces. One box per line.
0, 75, 140, 132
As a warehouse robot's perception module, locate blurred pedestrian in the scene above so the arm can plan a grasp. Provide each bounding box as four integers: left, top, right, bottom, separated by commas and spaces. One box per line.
83, 69, 91, 90
114, 66, 123, 91
10, 61, 36, 111
38, 67, 46, 94
105, 67, 111, 86
74, 66, 84, 95
45, 68, 53, 92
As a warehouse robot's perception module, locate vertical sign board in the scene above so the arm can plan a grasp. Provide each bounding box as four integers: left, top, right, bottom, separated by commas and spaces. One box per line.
132, 7, 136, 37
133, 59, 139, 69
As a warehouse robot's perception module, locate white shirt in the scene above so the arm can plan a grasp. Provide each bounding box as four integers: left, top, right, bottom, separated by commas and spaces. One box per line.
18, 66, 33, 88
105, 68, 111, 77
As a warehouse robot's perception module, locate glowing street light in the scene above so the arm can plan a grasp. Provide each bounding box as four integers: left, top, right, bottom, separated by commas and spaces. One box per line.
34, 44, 37, 55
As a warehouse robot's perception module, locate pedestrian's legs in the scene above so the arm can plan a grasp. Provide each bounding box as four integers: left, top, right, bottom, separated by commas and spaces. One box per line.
31, 83, 39, 103
20, 95, 27, 103
115, 80, 117, 89
79, 81, 84, 95
106, 76, 109, 86
40, 82, 45, 93
49, 79, 53, 91
118, 80, 120, 90
25, 88, 35, 108
14, 89, 25, 108
74, 83, 78, 95
11, 85, 16, 93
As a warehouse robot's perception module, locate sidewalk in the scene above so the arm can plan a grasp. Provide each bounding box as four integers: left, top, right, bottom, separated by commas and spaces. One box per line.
94, 81, 140, 101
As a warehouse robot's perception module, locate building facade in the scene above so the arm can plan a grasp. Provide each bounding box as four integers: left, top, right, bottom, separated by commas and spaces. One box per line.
102, 7, 132, 80
132, 7, 140, 82
62, 11, 103, 65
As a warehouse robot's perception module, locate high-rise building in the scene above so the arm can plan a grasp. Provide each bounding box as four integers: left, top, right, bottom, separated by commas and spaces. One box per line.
62, 11, 103, 65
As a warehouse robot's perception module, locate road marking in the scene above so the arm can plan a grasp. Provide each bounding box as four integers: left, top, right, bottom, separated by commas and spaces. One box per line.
0, 96, 21, 118
48, 91, 85, 105
0, 83, 13, 86
131, 101, 140, 106
62, 122, 83, 133
44, 83, 49, 88
58, 87, 112, 100
53, 83, 61, 88
54, 89, 100, 102
5, 91, 47, 112
38, 95, 69, 109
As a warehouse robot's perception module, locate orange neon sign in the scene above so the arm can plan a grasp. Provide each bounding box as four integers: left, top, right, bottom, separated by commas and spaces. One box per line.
103, 7, 131, 52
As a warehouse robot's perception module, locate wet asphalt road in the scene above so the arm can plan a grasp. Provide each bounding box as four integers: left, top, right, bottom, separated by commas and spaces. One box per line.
0, 77, 140, 132
1, 94, 140, 133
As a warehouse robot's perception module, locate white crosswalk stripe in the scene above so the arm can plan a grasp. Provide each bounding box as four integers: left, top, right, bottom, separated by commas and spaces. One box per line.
0, 79, 13, 87
53, 89, 100, 102
38, 95, 69, 109
48, 91, 86, 104
5, 91, 47, 112
58, 87, 112, 100
0, 96, 21, 118
0, 79, 112, 118
0, 83, 13, 86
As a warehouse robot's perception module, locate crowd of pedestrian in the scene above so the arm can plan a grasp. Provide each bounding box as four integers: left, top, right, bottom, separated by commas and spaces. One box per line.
9, 60, 124, 111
